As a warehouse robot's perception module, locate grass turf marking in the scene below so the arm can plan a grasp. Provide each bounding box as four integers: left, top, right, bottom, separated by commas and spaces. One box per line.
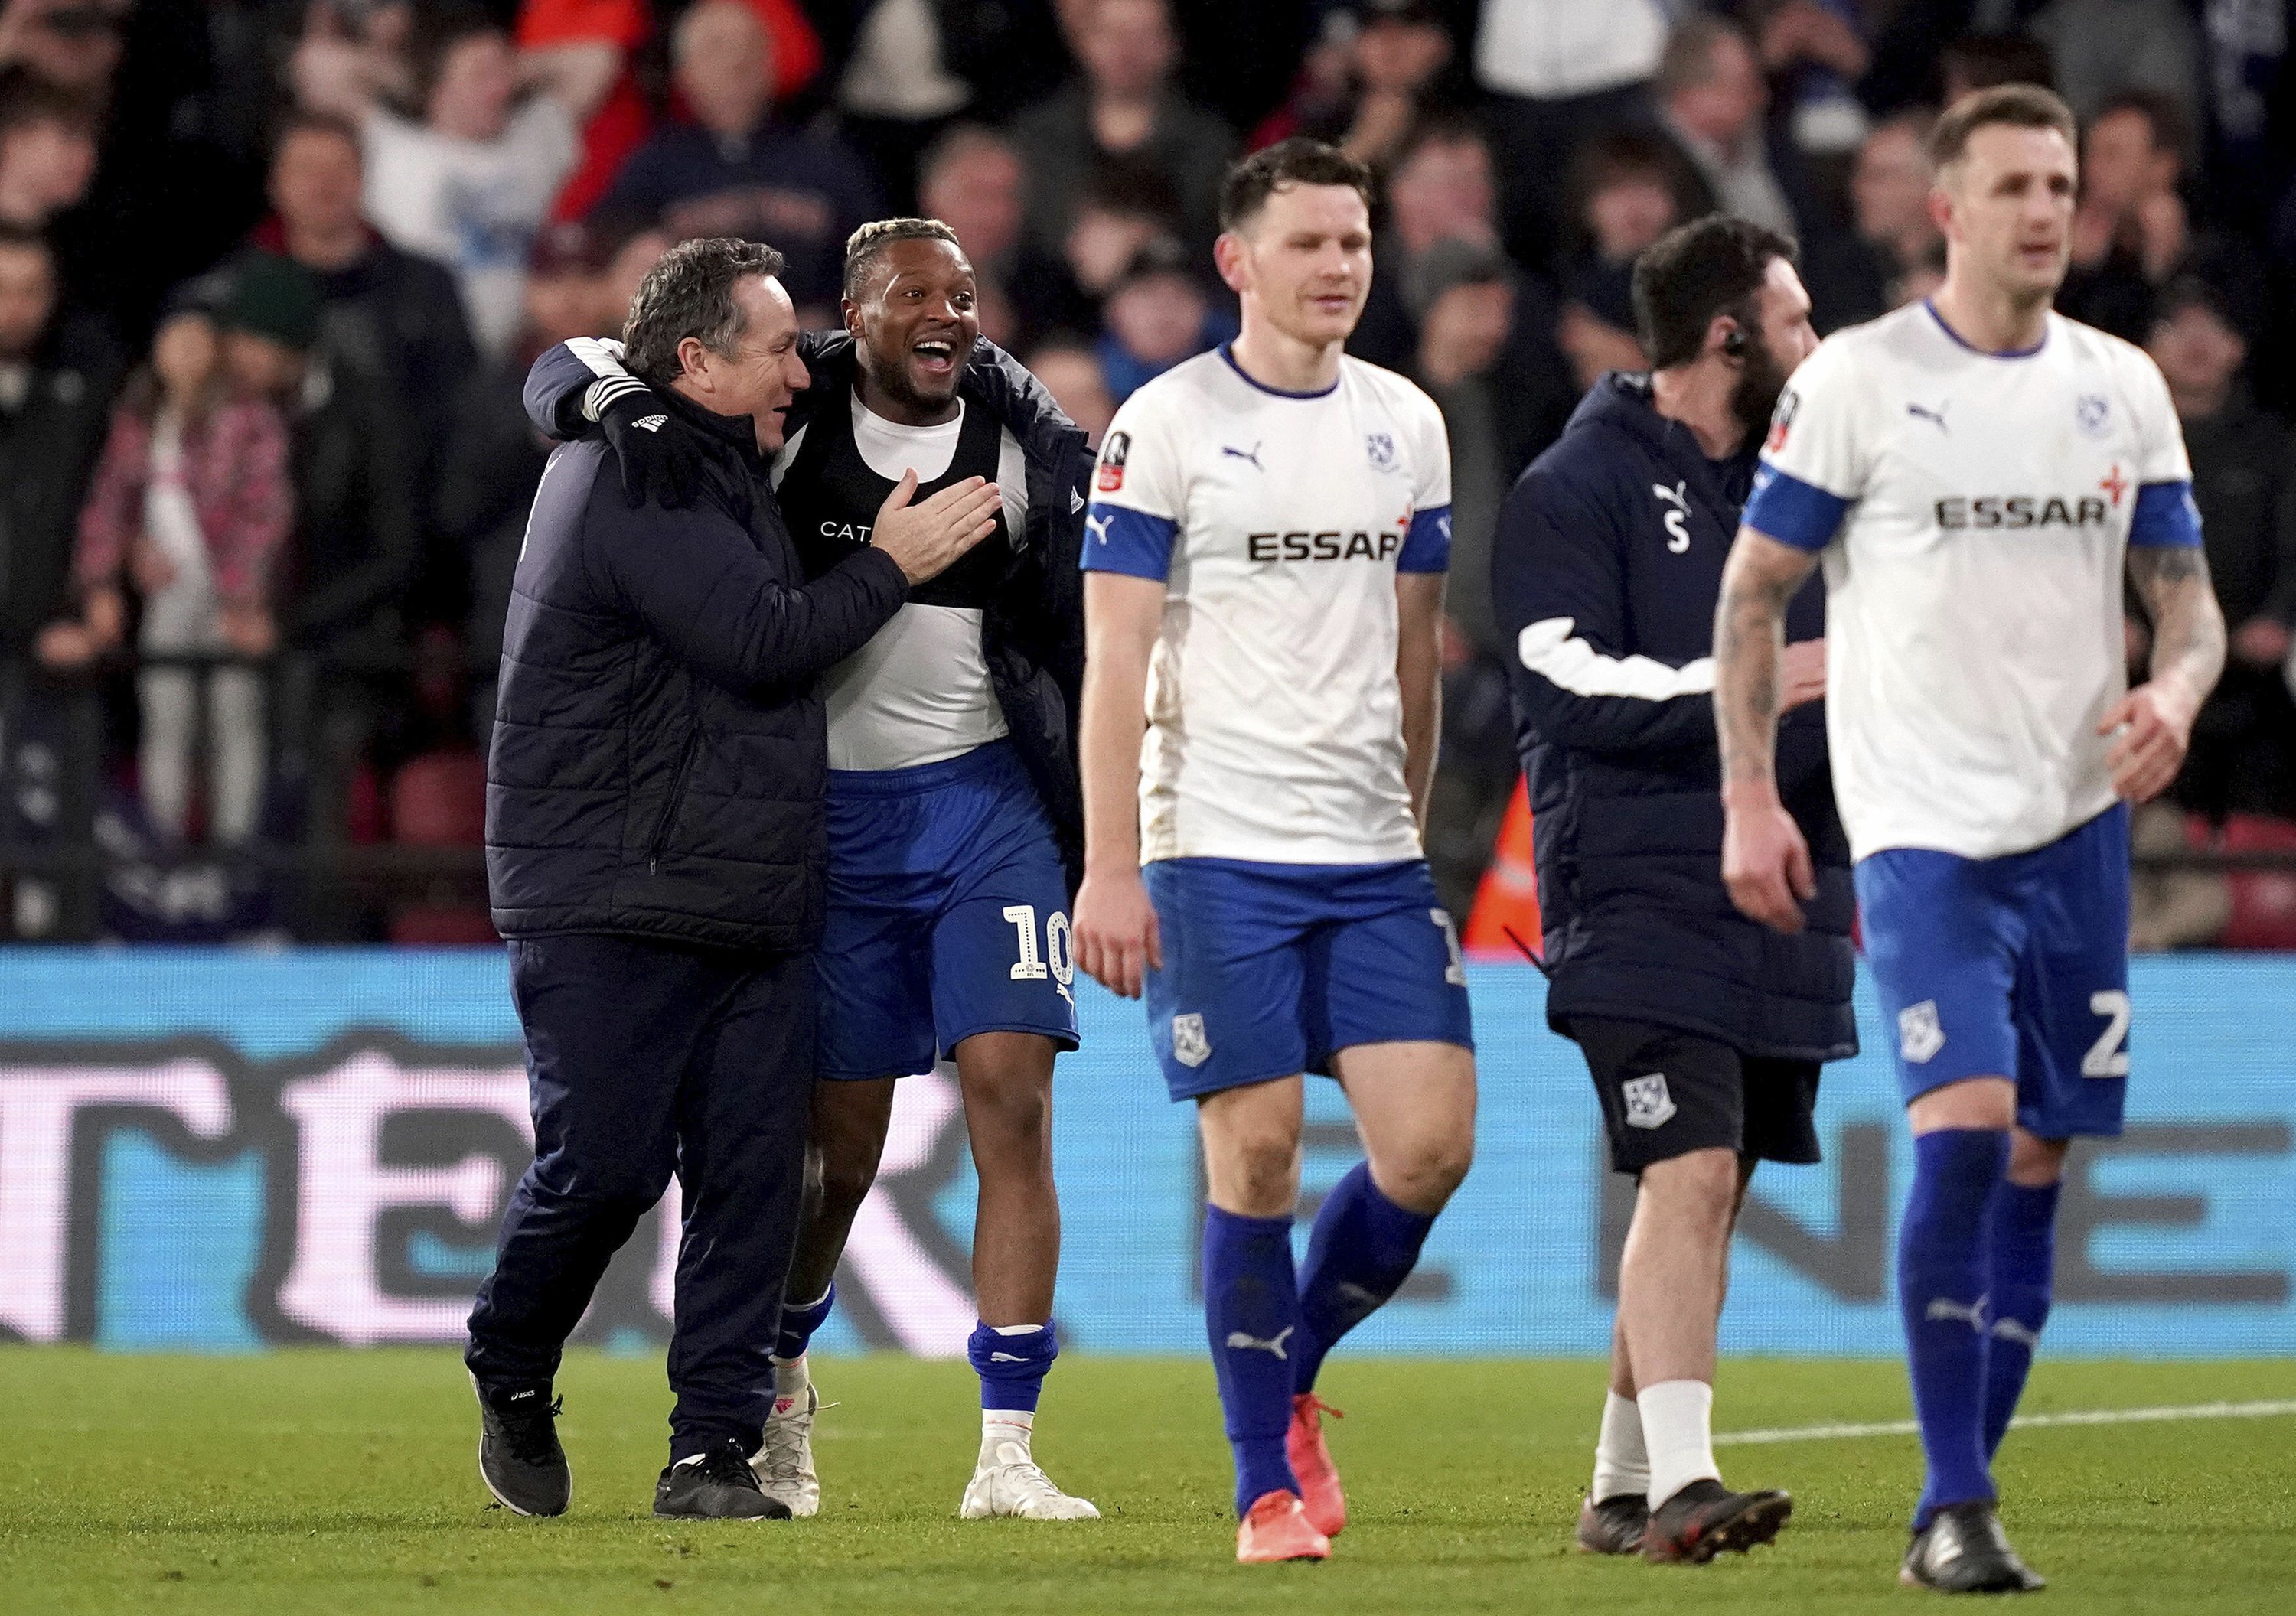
1718, 1397, 2296, 1446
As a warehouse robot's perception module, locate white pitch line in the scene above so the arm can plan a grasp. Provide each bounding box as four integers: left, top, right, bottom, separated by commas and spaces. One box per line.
1717, 1399, 2296, 1447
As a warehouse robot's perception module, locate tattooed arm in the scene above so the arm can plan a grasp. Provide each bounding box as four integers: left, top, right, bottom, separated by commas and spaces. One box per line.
2111, 545, 2227, 802
1713, 526, 1824, 932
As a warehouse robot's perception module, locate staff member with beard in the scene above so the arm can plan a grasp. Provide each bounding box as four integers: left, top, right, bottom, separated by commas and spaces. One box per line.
522, 220, 1095, 1520
1489, 216, 1856, 1565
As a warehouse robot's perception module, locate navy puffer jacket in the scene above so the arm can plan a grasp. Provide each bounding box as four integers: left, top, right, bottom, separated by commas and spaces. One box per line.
1491, 373, 1857, 1061
487, 389, 907, 951
526, 332, 1094, 888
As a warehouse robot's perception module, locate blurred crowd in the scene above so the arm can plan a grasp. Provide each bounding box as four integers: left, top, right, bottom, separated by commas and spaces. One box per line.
0, 0, 2290, 943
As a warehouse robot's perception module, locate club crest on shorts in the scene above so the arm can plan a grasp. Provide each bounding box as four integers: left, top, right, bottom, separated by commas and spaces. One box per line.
1171, 1012, 1211, 1068
1621, 1071, 1675, 1130
1899, 999, 1946, 1063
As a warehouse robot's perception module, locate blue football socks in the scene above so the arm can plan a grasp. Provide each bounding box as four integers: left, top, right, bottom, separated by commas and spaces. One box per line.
1293, 1161, 1436, 1394
1982, 1178, 2060, 1460
1899, 1127, 2010, 1530
1202, 1204, 1303, 1516
967, 1320, 1059, 1412
774, 1282, 835, 1362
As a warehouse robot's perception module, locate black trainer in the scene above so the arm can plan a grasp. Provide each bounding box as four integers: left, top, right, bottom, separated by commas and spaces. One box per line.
1641, 1478, 1793, 1564
654, 1438, 791, 1520
1900, 1502, 2046, 1593
1575, 1492, 1650, 1554
474, 1378, 570, 1517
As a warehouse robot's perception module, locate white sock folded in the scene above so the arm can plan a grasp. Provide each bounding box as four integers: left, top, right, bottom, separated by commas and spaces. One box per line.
1637, 1379, 1720, 1508
770, 1352, 809, 1404
980, 1408, 1035, 1465
1591, 1389, 1650, 1502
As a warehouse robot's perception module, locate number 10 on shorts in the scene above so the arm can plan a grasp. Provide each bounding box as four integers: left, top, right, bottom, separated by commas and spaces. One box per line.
1004, 904, 1077, 1003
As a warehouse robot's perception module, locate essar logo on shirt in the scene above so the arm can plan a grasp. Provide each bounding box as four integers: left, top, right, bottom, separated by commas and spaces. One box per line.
1096, 430, 1130, 492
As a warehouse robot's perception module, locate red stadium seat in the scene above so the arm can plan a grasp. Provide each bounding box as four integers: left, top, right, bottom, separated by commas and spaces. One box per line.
390, 751, 487, 848
2218, 815, 2296, 951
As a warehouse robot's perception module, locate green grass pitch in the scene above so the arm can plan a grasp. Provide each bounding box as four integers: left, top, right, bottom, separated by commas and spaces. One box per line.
3, 1351, 2291, 1614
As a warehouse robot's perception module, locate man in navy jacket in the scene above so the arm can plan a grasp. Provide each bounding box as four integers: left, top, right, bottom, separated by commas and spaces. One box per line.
520, 222, 1100, 1523
465, 238, 1000, 1522
1491, 217, 1855, 1564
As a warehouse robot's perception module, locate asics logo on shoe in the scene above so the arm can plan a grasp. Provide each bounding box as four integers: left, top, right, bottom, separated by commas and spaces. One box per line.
633, 414, 668, 433
1225, 1326, 1293, 1360
507, 1388, 537, 1402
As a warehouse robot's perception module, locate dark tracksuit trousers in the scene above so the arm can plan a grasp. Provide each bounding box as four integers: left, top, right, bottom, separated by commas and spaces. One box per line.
465, 933, 814, 1460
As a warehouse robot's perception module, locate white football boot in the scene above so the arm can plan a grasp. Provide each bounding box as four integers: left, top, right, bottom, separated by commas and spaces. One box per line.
752, 1381, 820, 1518
960, 1432, 1101, 1520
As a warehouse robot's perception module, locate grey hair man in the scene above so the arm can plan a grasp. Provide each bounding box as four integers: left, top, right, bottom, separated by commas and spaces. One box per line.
465, 237, 999, 1522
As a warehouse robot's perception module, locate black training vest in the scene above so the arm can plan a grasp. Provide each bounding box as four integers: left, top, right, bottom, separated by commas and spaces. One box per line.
776, 388, 1011, 609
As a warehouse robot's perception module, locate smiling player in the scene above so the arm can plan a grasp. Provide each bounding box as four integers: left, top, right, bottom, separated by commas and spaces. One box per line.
1072, 140, 1476, 1565
1713, 86, 2226, 1592
523, 219, 1097, 1522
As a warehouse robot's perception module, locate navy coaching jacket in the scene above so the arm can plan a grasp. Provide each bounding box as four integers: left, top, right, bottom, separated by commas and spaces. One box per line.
1490, 373, 1857, 1061
488, 387, 907, 952
527, 332, 1094, 888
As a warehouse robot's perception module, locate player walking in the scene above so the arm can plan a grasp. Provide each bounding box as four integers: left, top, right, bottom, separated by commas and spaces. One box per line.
1714, 86, 2225, 1592
523, 222, 1097, 1522
1072, 139, 1476, 1566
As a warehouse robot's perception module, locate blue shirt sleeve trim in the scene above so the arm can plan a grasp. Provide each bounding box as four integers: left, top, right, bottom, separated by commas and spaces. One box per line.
1080, 503, 1177, 579
2128, 480, 2204, 549
1397, 503, 1453, 573
1743, 464, 1851, 552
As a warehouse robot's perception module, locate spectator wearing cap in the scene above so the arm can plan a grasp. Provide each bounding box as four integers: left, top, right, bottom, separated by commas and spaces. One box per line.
2143, 280, 2296, 820
1554, 127, 1701, 391
1093, 239, 1233, 403
1473, 0, 1668, 265
2061, 90, 2268, 348
1254, 2, 1457, 173
589, 0, 882, 326
1009, 0, 1234, 259
218, 250, 420, 864
243, 111, 478, 531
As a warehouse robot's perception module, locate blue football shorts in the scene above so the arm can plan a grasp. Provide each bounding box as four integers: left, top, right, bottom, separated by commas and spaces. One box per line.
815, 740, 1079, 1080
1854, 803, 2132, 1139
1140, 856, 1475, 1102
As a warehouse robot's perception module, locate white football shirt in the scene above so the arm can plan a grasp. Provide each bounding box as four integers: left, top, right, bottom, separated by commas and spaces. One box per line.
1744, 302, 2202, 862
1083, 347, 1453, 865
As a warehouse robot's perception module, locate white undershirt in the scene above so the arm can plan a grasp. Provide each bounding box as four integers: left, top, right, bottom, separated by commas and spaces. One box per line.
778, 395, 1029, 771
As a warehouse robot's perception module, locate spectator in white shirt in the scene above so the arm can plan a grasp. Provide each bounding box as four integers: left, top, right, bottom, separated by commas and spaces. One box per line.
1473, 0, 1668, 265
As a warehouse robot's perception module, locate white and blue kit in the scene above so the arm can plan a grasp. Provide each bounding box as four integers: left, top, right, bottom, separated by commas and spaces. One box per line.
775, 393, 1080, 1078
1743, 302, 2202, 1135
1083, 346, 1473, 1100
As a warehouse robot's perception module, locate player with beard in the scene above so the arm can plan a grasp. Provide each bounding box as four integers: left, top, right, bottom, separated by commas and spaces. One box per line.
1489, 215, 1851, 1565
520, 220, 1096, 1521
